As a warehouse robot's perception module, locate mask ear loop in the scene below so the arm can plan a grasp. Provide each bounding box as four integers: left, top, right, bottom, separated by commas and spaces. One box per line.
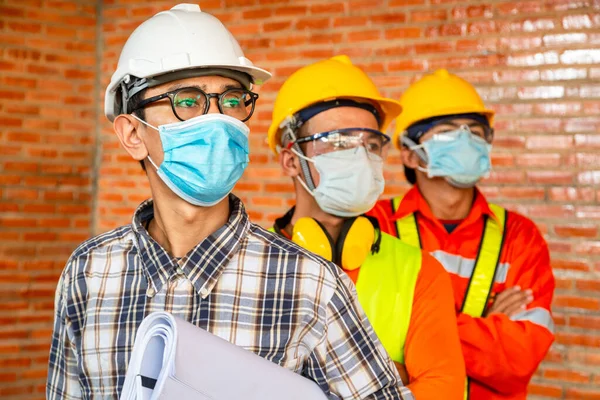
130, 114, 161, 171
280, 118, 318, 193
401, 134, 432, 176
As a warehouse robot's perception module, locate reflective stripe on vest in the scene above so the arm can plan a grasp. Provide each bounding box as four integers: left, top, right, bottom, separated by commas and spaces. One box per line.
357, 233, 422, 364
391, 197, 507, 398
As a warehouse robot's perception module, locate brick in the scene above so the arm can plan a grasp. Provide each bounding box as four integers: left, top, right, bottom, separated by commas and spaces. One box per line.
498, 187, 545, 200
0, 218, 37, 228
370, 13, 406, 25
563, 14, 596, 29
273, 5, 307, 16
0, 358, 31, 368
265, 183, 294, 193
561, 49, 600, 65
565, 117, 600, 133
7, 21, 41, 33
333, 16, 367, 27
526, 135, 573, 150
0, 5, 26, 16
348, 30, 381, 42
527, 171, 574, 184
516, 153, 561, 167
557, 332, 600, 348
497, 1, 543, 15
485, 171, 525, 184
263, 21, 292, 32
411, 10, 447, 22
567, 350, 600, 366
576, 280, 600, 292
415, 42, 453, 54
555, 225, 598, 238
550, 188, 595, 202
4, 189, 38, 201
296, 18, 331, 30
528, 383, 563, 398
385, 27, 421, 39
468, 20, 497, 35
20, 368, 47, 380
451, 5, 493, 19
310, 3, 344, 13
251, 197, 283, 207
579, 171, 600, 185
23, 204, 56, 213
554, 295, 600, 310
390, 0, 424, 5
388, 60, 426, 71
565, 388, 600, 399
570, 316, 600, 330
309, 32, 343, 44
544, 368, 591, 384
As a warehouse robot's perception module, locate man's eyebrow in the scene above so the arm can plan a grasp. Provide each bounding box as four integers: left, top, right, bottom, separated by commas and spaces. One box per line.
438, 120, 484, 127
165, 83, 243, 92
221, 83, 243, 91
166, 83, 186, 91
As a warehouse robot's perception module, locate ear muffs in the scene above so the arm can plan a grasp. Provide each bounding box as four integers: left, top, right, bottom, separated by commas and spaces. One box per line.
337, 217, 375, 271
292, 216, 378, 271
292, 218, 334, 262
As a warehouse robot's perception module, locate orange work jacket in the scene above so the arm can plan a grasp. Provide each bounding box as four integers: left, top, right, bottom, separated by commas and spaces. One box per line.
368, 187, 555, 400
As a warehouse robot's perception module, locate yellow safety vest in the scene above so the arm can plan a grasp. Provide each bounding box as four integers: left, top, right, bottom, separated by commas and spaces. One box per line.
269, 227, 421, 364
391, 196, 507, 398
357, 233, 422, 364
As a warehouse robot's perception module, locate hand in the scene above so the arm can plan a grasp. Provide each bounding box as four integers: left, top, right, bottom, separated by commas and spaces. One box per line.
394, 361, 409, 385
486, 286, 533, 317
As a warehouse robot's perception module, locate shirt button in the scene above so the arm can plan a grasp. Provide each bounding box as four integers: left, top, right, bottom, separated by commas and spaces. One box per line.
147, 287, 156, 297
200, 288, 209, 297
176, 267, 184, 275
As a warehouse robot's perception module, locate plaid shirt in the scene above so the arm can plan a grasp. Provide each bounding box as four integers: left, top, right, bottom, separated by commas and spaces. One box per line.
47, 196, 411, 400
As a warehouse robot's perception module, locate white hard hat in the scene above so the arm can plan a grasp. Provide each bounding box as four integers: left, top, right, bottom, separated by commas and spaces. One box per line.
104, 3, 272, 122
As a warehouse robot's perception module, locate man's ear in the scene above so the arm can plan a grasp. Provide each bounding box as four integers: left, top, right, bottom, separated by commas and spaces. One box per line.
280, 148, 301, 178
113, 114, 149, 161
401, 146, 422, 169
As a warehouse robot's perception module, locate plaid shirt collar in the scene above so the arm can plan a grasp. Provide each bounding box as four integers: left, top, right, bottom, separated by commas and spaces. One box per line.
130, 195, 250, 298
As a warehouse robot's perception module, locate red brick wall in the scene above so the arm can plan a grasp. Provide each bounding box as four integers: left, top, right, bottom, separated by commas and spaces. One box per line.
2, 0, 600, 398
0, 0, 97, 398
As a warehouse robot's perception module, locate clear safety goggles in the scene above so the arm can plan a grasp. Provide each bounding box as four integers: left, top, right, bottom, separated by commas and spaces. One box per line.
420, 119, 493, 144
287, 128, 390, 159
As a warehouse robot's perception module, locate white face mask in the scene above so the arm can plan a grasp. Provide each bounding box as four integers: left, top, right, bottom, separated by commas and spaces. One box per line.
295, 147, 385, 217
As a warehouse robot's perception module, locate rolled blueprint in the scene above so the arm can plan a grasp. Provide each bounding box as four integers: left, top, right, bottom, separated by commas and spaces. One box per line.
120, 311, 328, 400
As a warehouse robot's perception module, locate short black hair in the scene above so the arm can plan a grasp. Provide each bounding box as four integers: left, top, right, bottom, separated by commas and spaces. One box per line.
404, 165, 417, 184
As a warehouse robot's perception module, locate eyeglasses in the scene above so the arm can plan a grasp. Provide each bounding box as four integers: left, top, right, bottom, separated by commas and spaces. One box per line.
288, 128, 390, 158
131, 87, 259, 122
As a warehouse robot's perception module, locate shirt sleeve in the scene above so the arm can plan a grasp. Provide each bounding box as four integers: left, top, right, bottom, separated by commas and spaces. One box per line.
404, 253, 465, 399
306, 266, 412, 400
457, 216, 555, 395
46, 270, 83, 400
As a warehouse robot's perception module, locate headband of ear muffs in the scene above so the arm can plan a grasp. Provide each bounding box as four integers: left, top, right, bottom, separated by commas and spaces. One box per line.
290, 216, 381, 271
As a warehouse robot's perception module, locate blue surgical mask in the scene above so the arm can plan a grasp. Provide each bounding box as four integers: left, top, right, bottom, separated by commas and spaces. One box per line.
135, 113, 250, 206
406, 126, 492, 188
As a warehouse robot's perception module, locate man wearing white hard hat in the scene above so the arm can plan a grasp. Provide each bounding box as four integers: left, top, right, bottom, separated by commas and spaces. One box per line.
46, 4, 409, 399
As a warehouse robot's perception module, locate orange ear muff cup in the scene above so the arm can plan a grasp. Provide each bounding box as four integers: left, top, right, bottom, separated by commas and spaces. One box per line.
338, 216, 375, 271
292, 218, 334, 262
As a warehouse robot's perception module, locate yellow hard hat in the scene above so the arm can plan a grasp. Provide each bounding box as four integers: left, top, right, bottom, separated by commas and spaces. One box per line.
393, 69, 495, 148
267, 55, 403, 154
